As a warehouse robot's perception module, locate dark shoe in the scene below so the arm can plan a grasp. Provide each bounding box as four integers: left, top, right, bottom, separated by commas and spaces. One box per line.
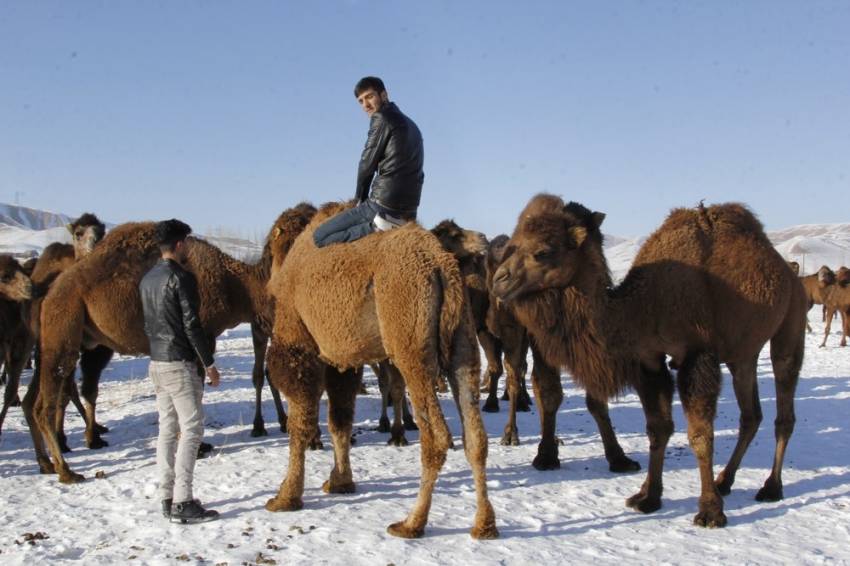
161, 498, 173, 518
197, 442, 214, 459
170, 499, 219, 524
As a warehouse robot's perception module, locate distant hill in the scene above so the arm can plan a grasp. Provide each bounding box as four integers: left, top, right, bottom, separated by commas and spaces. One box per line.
0, 203, 263, 261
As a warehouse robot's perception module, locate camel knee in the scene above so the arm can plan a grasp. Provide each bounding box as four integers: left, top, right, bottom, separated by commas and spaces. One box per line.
646, 418, 674, 449
774, 416, 796, 439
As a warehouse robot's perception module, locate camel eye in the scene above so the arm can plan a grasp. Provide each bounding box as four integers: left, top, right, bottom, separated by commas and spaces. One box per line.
533, 249, 553, 261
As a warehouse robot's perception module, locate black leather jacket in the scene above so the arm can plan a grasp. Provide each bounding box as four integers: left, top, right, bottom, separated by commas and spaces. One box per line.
139, 259, 214, 368
355, 101, 424, 216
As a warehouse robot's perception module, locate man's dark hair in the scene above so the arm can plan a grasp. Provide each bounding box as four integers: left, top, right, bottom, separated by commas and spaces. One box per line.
354, 76, 386, 97
155, 219, 192, 253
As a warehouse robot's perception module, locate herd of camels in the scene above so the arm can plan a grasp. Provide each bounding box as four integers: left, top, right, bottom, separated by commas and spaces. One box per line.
0, 194, 847, 538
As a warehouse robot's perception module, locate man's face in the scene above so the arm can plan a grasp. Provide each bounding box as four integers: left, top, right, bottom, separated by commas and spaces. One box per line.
174, 239, 189, 264
357, 88, 387, 117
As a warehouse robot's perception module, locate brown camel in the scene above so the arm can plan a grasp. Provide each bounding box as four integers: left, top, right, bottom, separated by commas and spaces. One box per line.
787, 261, 800, 276
800, 265, 835, 332
821, 266, 850, 347
1, 214, 107, 438
30, 204, 315, 482
264, 201, 498, 539
0, 256, 35, 432
492, 195, 806, 528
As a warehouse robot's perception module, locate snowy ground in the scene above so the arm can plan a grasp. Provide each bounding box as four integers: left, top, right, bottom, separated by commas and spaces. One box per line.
1, 317, 849, 565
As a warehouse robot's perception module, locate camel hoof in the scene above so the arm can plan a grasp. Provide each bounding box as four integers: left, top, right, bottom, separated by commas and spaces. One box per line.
516, 401, 531, 413
500, 391, 509, 401
38, 460, 56, 475
625, 492, 661, 514
755, 481, 783, 502
693, 508, 727, 528
608, 455, 641, 473
87, 437, 109, 449
59, 471, 86, 484
532, 453, 560, 471
94, 423, 110, 434
387, 521, 424, 539
265, 496, 303, 512
60, 442, 72, 454
714, 473, 733, 496
481, 398, 500, 413
387, 435, 409, 447
308, 438, 324, 451
322, 480, 356, 494
470, 523, 500, 540
251, 426, 269, 438
402, 417, 418, 431
500, 431, 520, 446
377, 417, 391, 433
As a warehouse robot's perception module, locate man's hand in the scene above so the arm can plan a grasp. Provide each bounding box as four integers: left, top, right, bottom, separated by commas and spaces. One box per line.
205, 365, 221, 387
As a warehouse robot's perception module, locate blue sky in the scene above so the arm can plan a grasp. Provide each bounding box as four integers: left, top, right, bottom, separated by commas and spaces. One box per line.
1, 1, 848, 240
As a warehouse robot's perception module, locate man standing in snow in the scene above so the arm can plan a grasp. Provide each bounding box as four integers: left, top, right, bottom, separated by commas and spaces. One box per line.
313, 76, 424, 246
139, 219, 220, 524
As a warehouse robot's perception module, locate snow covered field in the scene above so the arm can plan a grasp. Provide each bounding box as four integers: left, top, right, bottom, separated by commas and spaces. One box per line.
1, 316, 848, 565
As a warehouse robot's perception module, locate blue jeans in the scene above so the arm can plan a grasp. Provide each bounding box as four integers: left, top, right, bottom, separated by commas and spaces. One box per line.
313, 201, 380, 248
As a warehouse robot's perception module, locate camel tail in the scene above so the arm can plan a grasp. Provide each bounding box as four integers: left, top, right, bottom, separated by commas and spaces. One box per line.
436, 258, 466, 374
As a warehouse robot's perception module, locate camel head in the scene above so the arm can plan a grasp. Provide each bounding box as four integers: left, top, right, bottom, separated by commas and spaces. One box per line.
787, 261, 800, 276
491, 194, 606, 303
431, 219, 488, 261
67, 213, 106, 259
836, 266, 850, 287
817, 265, 836, 287
267, 202, 318, 273
0, 255, 33, 302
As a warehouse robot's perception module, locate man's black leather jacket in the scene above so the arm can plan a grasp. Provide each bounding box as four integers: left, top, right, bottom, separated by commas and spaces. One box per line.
139, 258, 214, 368
355, 101, 424, 216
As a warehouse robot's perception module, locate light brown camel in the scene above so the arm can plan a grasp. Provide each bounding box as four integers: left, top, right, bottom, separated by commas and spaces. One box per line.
30, 204, 315, 482
820, 266, 850, 347
492, 195, 806, 528
799, 265, 835, 333
264, 201, 498, 539
1, 214, 107, 438
0, 255, 35, 433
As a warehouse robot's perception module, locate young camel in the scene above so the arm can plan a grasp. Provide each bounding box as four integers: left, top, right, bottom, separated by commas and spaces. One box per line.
800, 265, 835, 332
492, 195, 806, 527
30, 205, 315, 482
0, 214, 106, 439
820, 266, 850, 347
0, 256, 35, 432
264, 201, 498, 539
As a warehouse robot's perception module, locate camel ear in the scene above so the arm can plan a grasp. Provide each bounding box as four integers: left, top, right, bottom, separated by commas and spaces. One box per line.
591, 212, 606, 229
66, 223, 74, 234
273, 226, 283, 240
569, 226, 587, 248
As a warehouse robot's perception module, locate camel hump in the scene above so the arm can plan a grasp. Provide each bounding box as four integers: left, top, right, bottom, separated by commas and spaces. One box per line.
663, 202, 767, 240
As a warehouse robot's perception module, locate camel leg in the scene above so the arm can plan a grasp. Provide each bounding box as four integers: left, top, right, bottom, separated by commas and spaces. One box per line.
251, 323, 270, 437
840, 310, 848, 347
585, 393, 640, 472
264, 341, 323, 512
530, 343, 563, 470
479, 331, 503, 411
0, 339, 29, 434
79, 345, 112, 449
386, 357, 453, 539
515, 334, 532, 412
676, 351, 725, 528
715, 358, 762, 495
820, 308, 835, 348
322, 366, 359, 493
626, 361, 674, 514
386, 363, 409, 446
35, 352, 84, 483
757, 319, 803, 502
376, 363, 391, 433
444, 328, 499, 540
21, 356, 55, 474
500, 326, 525, 446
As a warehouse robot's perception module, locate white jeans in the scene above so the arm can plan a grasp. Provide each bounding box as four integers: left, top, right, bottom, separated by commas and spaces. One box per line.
150, 360, 204, 503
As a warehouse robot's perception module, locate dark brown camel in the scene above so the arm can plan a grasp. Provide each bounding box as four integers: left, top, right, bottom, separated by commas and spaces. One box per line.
30, 205, 315, 482
800, 265, 835, 333
492, 195, 806, 528
0, 256, 35, 432
821, 266, 850, 347
264, 201, 498, 539
1, 214, 107, 438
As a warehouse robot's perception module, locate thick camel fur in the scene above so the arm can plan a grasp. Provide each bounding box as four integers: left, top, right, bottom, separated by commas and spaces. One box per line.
31, 205, 315, 483
800, 265, 835, 332
0, 256, 35, 433
1, 214, 106, 438
821, 266, 850, 347
264, 201, 498, 539
484, 234, 638, 471
492, 194, 806, 528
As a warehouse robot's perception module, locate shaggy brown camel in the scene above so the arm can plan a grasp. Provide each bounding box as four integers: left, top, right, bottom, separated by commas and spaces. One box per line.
0, 256, 35, 432
484, 234, 638, 471
821, 266, 850, 347
264, 201, 498, 539
492, 195, 806, 528
1, 214, 108, 438
800, 265, 835, 333
30, 205, 315, 482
